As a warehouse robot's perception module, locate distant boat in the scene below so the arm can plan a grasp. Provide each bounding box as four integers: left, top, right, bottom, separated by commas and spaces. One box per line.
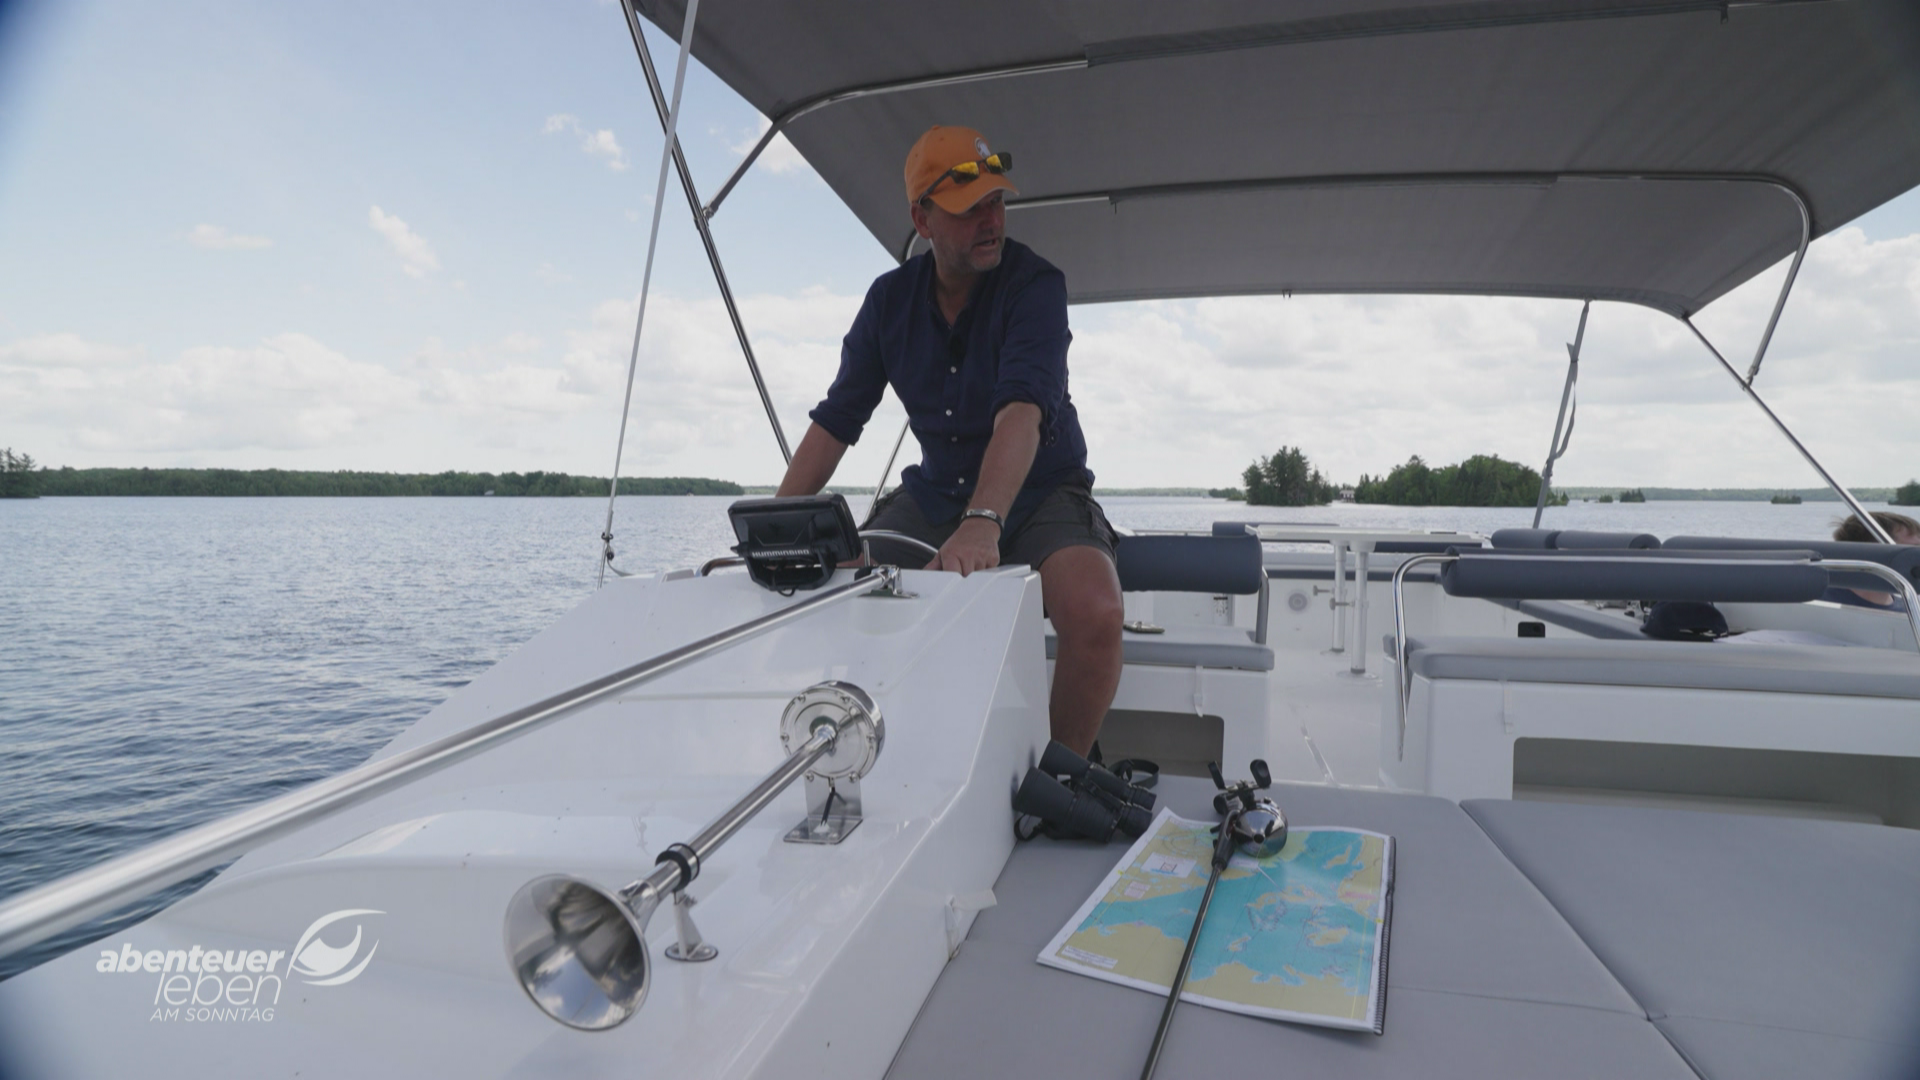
1771, 493, 1802, 504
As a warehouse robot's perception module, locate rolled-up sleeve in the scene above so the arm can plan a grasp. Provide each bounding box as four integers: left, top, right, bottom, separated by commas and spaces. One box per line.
988, 266, 1072, 443
808, 281, 889, 446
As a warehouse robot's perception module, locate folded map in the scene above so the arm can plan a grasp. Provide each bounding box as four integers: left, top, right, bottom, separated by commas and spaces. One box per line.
1038, 807, 1395, 1034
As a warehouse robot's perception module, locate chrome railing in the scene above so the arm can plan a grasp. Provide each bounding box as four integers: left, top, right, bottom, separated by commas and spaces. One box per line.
0, 567, 910, 962
861, 529, 942, 561
1390, 554, 1920, 758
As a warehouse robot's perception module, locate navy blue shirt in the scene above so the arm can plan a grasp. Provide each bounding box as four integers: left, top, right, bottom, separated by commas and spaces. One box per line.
810, 239, 1092, 527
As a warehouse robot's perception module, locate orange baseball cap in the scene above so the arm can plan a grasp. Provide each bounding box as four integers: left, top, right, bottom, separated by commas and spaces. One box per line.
904, 125, 1017, 215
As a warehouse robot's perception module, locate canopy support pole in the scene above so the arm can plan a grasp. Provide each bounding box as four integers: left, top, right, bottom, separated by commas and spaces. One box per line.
1681, 317, 1893, 544
702, 57, 1089, 220
1531, 301, 1587, 528
871, 416, 911, 507
619, 1, 792, 466
1743, 183, 1812, 386
598, 0, 702, 587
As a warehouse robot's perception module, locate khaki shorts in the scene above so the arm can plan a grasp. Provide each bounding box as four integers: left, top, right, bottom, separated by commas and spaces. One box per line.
863, 482, 1118, 570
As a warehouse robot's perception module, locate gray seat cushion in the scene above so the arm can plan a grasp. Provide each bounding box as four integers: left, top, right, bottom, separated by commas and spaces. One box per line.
888, 778, 1693, 1080
1666, 535, 1920, 585
1047, 626, 1275, 671
1491, 528, 1660, 550
1401, 635, 1920, 700
1465, 799, 1920, 1080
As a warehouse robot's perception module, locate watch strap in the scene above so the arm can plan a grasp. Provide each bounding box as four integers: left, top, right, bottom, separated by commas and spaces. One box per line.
962, 507, 1005, 530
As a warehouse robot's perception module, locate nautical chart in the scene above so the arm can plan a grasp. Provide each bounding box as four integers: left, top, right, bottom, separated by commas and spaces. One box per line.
1039, 808, 1394, 1033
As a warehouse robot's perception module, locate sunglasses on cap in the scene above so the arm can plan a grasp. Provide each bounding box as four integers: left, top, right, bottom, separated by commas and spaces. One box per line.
917, 152, 1013, 203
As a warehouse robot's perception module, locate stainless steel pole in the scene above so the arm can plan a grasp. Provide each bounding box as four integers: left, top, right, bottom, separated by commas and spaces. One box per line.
1744, 185, 1812, 385
598, 0, 703, 588
0, 572, 893, 961
1140, 810, 1238, 1080
677, 727, 834, 872
618, 1, 791, 465
1350, 546, 1372, 675
1331, 541, 1349, 653
609, 722, 835, 918
871, 418, 911, 505
702, 56, 1088, 220
1682, 317, 1894, 544
1532, 301, 1587, 528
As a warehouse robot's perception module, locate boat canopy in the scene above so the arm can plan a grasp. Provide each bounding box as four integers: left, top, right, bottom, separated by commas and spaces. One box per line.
637, 0, 1920, 315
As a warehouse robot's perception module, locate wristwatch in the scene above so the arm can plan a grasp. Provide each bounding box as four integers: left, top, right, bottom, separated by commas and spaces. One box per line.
962, 507, 1004, 531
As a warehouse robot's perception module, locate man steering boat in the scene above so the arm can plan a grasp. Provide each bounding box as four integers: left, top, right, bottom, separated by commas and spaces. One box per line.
776, 124, 1123, 755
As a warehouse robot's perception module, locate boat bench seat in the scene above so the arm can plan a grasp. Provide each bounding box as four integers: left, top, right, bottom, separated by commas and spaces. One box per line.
893, 778, 1920, 1080
1386, 635, 1920, 800
1044, 532, 1274, 672
1465, 798, 1920, 1080
1401, 635, 1920, 699
889, 777, 1696, 1079
1045, 532, 1281, 771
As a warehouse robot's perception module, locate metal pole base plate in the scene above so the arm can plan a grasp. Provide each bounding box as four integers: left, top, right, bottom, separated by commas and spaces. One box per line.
664, 942, 718, 962
785, 814, 862, 845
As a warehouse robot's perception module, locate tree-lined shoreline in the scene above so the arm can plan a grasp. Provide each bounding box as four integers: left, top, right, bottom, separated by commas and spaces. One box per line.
4, 455, 1914, 505
16, 467, 742, 498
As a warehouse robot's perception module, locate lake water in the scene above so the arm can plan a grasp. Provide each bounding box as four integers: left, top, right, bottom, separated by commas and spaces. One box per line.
0, 494, 1894, 976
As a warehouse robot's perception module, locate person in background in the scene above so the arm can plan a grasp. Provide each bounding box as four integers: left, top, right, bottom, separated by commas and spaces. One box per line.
1827, 510, 1920, 608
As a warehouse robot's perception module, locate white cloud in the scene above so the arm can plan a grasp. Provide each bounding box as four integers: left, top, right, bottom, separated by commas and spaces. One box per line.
544, 113, 628, 171
7, 224, 1917, 488
367, 205, 440, 279
186, 224, 271, 250
0, 333, 414, 453
1063, 225, 1920, 490
727, 116, 811, 177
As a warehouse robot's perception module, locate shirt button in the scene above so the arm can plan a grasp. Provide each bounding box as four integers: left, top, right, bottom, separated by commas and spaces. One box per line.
959, 478, 968, 484
950, 366, 958, 373
950, 436, 958, 443
945, 409, 952, 416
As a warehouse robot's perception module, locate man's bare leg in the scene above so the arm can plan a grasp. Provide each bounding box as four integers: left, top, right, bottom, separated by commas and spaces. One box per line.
1039, 545, 1124, 755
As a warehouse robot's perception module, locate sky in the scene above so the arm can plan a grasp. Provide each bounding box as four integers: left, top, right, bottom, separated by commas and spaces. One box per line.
1, 0, 1918, 491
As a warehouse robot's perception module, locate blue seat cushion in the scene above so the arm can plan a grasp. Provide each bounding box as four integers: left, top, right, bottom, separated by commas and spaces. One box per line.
1116, 533, 1264, 594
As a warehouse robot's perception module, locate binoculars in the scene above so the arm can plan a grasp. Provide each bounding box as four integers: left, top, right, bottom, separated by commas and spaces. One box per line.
1012, 740, 1157, 842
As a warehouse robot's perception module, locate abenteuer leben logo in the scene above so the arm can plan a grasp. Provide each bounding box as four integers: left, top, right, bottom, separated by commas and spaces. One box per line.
95, 908, 384, 1023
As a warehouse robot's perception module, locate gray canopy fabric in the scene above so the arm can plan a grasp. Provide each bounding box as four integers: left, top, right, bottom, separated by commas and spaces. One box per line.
635, 0, 1920, 314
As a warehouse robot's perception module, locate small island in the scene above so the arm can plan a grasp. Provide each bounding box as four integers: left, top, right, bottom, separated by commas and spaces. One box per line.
1770, 493, 1803, 505
1618, 489, 1646, 503
1894, 480, 1920, 507
1239, 447, 1564, 507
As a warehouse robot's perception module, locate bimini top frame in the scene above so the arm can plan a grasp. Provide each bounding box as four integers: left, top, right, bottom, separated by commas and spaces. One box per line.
619, 0, 1915, 534
637, 0, 1920, 315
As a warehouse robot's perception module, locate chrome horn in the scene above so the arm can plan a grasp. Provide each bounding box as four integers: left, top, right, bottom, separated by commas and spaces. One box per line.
503, 681, 884, 1030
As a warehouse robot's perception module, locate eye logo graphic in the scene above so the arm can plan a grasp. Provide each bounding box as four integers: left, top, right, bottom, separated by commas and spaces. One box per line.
287, 909, 384, 986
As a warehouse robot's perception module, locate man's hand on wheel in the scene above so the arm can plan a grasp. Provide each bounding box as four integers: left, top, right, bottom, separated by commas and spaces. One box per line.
927, 517, 1002, 576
